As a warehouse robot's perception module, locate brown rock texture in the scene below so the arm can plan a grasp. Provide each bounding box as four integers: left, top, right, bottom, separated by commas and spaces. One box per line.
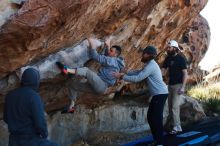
0, 0, 209, 116
180, 15, 210, 84
0, 0, 208, 77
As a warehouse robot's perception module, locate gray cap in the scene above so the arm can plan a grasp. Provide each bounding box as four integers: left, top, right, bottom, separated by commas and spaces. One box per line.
143, 45, 157, 55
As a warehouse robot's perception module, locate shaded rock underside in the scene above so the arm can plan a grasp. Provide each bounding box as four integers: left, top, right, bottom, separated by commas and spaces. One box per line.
0, 0, 210, 117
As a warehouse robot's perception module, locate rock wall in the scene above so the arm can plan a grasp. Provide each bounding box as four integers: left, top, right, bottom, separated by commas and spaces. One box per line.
0, 0, 209, 145
0, 0, 208, 77
0, 95, 205, 146
180, 15, 210, 84
0, 0, 209, 115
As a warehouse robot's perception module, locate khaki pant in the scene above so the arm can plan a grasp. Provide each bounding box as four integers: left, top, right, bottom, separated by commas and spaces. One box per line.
168, 84, 184, 127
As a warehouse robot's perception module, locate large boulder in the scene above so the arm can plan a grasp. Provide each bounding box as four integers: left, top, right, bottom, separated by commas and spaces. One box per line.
0, 0, 208, 77
0, 0, 209, 145
0, 94, 205, 146
0, 0, 210, 145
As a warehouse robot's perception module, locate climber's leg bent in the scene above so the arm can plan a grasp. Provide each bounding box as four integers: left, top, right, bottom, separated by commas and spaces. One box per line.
66, 67, 107, 113
76, 67, 107, 94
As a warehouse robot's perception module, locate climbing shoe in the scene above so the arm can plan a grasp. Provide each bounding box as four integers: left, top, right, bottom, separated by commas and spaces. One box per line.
56, 62, 69, 75
61, 106, 75, 114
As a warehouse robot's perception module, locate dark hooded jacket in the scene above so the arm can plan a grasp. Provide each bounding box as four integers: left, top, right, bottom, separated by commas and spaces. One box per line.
3, 68, 48, 138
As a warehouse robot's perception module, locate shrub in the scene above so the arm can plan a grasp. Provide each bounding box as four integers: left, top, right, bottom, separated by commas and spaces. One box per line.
204, 97, 220, 114
187, 85, 220, 115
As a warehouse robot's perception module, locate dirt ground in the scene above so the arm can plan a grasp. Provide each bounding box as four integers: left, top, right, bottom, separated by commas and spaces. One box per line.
69, 131, 150, 146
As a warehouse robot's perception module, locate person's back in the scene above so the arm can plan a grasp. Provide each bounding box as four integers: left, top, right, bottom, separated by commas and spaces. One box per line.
4, 87, 45, 136
4, 68, 59, 146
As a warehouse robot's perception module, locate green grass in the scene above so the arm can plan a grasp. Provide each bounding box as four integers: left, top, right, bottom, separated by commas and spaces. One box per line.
187, 85, 220, 115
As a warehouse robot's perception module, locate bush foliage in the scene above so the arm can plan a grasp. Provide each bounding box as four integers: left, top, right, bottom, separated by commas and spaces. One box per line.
187, 85, 220, 115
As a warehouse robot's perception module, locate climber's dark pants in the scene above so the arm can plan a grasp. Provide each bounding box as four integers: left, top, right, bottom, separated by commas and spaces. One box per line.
147, 94, 168, 145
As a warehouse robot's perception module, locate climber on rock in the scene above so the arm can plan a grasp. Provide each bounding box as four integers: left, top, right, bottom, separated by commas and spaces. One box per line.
113, 46, 168, 146
56, 37, 125, 113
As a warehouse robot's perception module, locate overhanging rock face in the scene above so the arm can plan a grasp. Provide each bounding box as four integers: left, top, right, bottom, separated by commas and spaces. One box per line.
0, 0, 208, 77
0, 0, 210, 115
0, 0, 209, 127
